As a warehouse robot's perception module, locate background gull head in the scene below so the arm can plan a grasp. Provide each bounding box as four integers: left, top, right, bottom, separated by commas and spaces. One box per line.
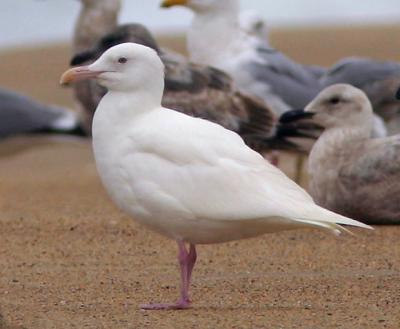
304, 84, 374, 131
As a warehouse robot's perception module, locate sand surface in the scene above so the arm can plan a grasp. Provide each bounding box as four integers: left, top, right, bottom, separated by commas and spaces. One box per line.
0, 26, 400, 328
0, 138, 399, 328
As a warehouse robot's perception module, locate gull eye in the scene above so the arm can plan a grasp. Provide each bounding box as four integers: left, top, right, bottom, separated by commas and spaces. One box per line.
329, 96, 341, 105
118, 57, 128, 64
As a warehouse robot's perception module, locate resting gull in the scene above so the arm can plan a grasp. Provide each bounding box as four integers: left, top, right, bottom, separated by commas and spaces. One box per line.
281, 84, 400, 224
60, 43, 371, 310
320, 57, 400, 135
0, 88, 84, 139
160, 0, 322, 116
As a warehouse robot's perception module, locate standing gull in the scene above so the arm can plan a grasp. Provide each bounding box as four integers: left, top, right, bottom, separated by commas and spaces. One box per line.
281, 84, 400, 224
161, 0, 322, 115
0, 88, 84, 139
60, 43, 371, 310
71, 24, 298, 154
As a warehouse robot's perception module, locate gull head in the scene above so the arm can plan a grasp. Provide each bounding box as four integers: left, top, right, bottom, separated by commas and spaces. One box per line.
239, 10, 269, 42
61, 43, 164, 93
161, 0, 238, 13
304, 84, 373, 129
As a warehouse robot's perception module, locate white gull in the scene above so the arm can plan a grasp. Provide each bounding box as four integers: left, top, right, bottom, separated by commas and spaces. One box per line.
60, 43, 371, 310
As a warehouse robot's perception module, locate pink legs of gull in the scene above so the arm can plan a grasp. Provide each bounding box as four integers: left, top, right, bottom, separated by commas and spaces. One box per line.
140, 241, 197, 310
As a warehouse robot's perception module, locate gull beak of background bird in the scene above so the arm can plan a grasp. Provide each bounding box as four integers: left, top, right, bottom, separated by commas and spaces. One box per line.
59, 66, 103, 85
396, 87, 400, 100
279, 109, 315, 124
160, 0, 188, 8
277, 109, 320, 139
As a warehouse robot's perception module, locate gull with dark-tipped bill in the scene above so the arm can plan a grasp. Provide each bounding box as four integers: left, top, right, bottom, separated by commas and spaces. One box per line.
281, 84, 400, 224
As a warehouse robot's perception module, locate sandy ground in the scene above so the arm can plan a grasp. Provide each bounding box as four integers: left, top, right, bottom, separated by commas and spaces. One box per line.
0, 26, 400, 328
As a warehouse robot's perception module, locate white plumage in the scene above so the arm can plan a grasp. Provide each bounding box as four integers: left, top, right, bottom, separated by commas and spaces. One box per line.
60, 43, 371, 310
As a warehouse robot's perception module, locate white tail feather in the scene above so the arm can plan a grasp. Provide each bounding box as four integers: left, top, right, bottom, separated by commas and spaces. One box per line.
293, 204, 373, 235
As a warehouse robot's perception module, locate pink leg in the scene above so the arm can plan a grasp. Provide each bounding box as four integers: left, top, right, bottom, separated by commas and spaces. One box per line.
140, 241, 197, 310
187, 244, 197, 287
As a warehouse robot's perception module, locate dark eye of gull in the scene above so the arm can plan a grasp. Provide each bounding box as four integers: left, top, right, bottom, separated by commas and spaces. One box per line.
329, 96, 341, 105
118, 57, 128, 64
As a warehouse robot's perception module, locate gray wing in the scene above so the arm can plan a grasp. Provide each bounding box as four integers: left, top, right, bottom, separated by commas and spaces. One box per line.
301, 64, 327, 79
250, 46, 322, 109
0, 89, 80, 138
320, 57, 400, 87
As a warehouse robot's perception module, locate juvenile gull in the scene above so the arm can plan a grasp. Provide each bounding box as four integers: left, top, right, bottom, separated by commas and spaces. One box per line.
60, 43, 371, 310
281, 84, 400, 224
71, 24, 298, 153
320, 57, 400, 135
0, 88, 84, 139
161, 0, 322, 116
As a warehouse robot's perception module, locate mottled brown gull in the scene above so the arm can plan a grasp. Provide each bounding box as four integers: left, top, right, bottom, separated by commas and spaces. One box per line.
282, 84, 400, 224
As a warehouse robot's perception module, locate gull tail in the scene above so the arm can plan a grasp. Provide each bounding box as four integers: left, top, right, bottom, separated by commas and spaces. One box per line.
292, 204, 373, 236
